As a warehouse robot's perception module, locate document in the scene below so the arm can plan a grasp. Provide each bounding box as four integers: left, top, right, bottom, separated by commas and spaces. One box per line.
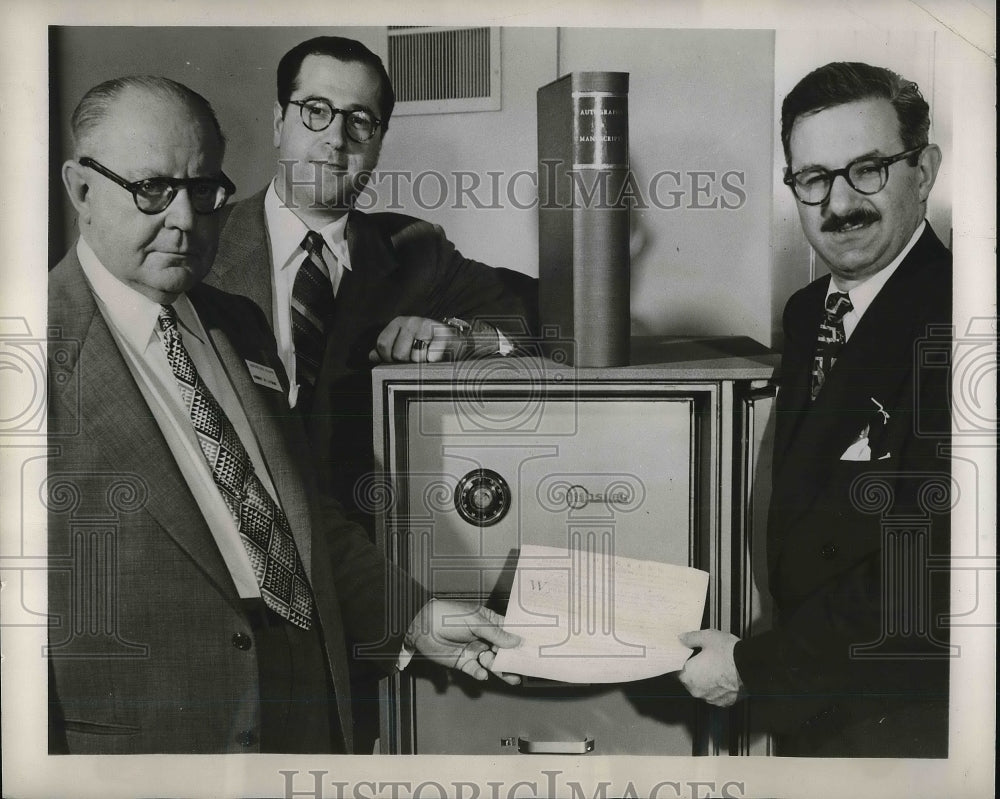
492, 544, 709, 682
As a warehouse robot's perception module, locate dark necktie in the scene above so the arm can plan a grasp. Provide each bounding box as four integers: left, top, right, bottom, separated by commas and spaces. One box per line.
811, 291, 853, 400
291, 231, 335, 411
157, 304, 315, 629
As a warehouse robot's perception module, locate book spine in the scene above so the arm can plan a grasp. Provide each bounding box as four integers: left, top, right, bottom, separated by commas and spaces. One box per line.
538, 73, 630, 368
571, 82, 629, 367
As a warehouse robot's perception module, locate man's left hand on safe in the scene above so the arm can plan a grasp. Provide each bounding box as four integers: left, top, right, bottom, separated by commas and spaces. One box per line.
406, 599, 521, 685
677, 629, 743, 707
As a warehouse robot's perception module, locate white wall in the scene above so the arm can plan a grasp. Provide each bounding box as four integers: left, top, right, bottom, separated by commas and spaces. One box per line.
558, 28, 775, 343
364, 28, 556, 282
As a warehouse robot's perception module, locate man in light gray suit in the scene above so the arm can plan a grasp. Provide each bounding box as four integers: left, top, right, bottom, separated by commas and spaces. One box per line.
48, 75, 517, 755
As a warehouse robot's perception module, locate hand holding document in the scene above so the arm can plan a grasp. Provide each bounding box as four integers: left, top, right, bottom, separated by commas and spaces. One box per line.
492, 544, 709, 683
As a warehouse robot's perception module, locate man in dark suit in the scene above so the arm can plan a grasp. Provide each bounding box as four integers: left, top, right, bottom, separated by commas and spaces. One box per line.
678, 62, 952, 757
48, 75, 518, 755
206, 36, 536, 526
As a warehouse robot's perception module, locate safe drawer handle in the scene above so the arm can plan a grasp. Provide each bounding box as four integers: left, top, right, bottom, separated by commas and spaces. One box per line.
506, 737, 595, 754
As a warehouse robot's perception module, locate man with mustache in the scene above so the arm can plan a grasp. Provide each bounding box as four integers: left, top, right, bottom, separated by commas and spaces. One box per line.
48, 75, 519, 755
678, 62, 952, 757
206, 36, 535, 528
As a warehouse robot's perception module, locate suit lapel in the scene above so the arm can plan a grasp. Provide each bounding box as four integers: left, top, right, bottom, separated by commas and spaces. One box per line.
211, 188, 276, 327
50, 259, 239, 600
772, 278, 827, 465
319, 211, 406, 369
345, 209, 402, 280
337, 210, 403, 314
774, 227, 945, 515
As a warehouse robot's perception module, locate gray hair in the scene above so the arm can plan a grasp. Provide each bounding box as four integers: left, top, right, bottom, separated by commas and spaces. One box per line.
70, 75, 226, 157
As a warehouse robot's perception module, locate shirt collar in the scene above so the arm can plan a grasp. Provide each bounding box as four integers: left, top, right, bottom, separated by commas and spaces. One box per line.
827, 219, 925, 317
264, 180, 351, 272
76, 236, 205, 350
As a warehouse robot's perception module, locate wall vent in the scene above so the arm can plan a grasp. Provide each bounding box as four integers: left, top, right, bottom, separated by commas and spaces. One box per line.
387, 26, 501, 115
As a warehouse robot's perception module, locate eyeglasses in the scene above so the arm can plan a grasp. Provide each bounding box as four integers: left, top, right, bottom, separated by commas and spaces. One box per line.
79, 157, 236, 215
288, 98, 381, 143
783, 146, 925, 206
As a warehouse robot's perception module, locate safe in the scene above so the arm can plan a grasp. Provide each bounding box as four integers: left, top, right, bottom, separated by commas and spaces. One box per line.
370, 337, 777, 756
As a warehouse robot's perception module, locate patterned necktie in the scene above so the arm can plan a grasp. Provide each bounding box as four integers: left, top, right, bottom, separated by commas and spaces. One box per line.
811, 291, 854, 400
157, 304, 314, 629
291, 231, 335, 411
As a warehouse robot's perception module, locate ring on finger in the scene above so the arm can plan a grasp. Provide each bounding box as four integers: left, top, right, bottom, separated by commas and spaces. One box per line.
411, 338, 430, 351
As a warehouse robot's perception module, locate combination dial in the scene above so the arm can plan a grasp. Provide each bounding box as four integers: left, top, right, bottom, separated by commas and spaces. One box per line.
454, 469, 511, 527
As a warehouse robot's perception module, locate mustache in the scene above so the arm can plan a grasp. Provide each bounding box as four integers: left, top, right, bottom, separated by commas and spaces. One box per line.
821, 209, 881, 232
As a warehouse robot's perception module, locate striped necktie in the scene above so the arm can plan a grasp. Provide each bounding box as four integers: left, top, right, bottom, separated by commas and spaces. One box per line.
811, 291, 853, 400
157, 304, 315, 629
291, 230, 335, 411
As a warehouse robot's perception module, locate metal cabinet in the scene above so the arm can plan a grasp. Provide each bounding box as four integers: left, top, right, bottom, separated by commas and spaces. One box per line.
371, 337, 777, 756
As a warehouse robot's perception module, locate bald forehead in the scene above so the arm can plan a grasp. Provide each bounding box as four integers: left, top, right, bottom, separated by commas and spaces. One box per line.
78, 86, 223, 159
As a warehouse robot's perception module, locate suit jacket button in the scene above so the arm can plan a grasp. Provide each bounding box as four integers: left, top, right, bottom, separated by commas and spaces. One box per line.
237, 729, 256, 747
820, 543, 838, 559
232, 632, 253, 651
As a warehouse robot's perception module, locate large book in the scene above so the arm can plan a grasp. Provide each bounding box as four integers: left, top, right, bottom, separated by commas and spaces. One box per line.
537, 72, 630, 367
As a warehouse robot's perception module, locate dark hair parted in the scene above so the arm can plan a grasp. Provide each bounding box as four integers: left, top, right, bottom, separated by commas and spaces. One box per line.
276, 36, 395, 132
780, 62, 930, 165
70, 75, 226, 157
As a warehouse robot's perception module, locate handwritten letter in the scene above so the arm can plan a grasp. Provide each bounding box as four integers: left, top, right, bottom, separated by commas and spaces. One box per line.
492, 544, 709, 682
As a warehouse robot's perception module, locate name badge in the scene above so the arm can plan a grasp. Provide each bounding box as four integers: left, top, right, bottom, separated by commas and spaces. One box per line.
245, 360, 282, 392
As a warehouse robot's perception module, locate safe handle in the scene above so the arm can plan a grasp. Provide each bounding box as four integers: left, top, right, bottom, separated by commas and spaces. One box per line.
506, 736, 595, 754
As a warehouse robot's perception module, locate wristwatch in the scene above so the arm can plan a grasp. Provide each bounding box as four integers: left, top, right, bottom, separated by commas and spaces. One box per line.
442, 316, 473, 337
442, 317, 510, 358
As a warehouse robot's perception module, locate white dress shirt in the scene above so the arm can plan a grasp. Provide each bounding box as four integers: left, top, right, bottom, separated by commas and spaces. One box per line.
828, 220, 925, 341
264, 181, 350, 406
77, 236, 281, 598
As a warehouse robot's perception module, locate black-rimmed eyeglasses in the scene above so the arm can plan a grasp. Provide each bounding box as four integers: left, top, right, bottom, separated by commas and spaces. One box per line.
79, 157, 236, 215
783, 146, 925, 206
287, 98, 381, 143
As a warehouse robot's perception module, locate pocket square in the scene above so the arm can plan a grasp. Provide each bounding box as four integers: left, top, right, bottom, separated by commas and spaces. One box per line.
840, 398, 894, 460
865, 396, 891, 460
840, 426, 872, 461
